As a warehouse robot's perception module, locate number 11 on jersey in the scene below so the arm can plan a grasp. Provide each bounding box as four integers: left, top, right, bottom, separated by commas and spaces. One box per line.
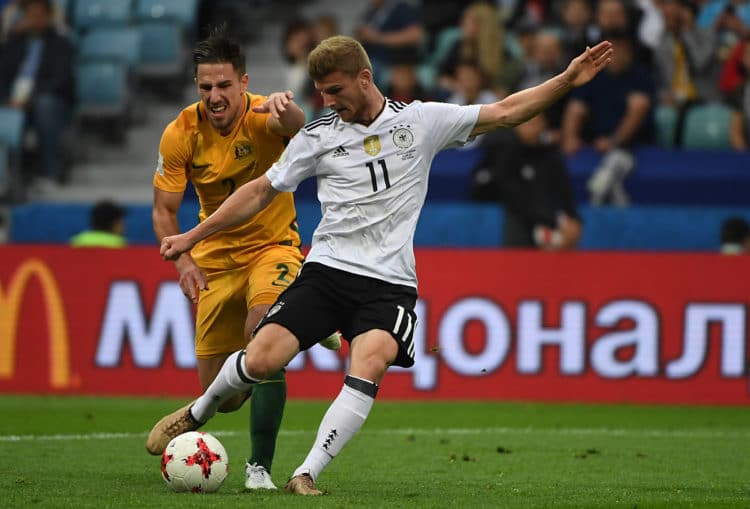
366, 159, 390, 192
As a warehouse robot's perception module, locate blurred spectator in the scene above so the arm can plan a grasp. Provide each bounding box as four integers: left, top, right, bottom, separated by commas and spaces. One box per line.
0, 0, 75, 193
313, 14, 339, 44
719, 36, 749, 94
696, 0, 750, 58
447, 60, 498, 149
561, 32, 655, 205
698, 0, 750, 28
70, 200, 128, 248
591, 0, 654, 63
420, 0, 472, 54
512, 19, 540, 61
354, 0, 424, 86
719, 216, 750, 253
634, 0, 666, 51
282, 18, 316, 118
1, 0, 22, 41
515, 28, 567, 140
446, 59, 499, 106
384, 58, 440, 103
470, 113, 582, 250
726, 37, 750, 149
654, 0, 721, 146
502, 0, 555, 28
1, 0, 66, 42
437, 1, 521, 98
558, 0, 595, 61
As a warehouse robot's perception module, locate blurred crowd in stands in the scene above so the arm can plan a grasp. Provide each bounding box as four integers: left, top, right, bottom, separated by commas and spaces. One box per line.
285, 0, 750, 153
0, 0, 268, 201
282, 0, 750, 250
0, 0, 748, 252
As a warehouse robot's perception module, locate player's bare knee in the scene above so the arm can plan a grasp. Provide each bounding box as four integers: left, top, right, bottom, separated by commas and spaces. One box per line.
244, 354, 276, 380
350, 346, 392, 381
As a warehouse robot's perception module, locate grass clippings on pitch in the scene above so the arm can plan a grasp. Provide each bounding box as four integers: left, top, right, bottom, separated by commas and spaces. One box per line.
1, 396, 749, 508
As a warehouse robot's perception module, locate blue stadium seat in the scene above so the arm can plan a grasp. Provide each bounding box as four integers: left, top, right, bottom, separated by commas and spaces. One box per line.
0, 108, 25, 151
682, 103, 732, 150
75, 60, 129, 144
417, 27, 461, 89
655, 105, 677, 148
136, 19, 185, 78
135, 0, 198, 30
0, 108, 26, 202
72, 0, 134, 31
78, 27, 141, 69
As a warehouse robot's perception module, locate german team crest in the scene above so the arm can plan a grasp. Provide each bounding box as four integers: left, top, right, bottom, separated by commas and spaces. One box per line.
392, 127, 414, 149
233, 141, 253, 160
363, 135, 381, 156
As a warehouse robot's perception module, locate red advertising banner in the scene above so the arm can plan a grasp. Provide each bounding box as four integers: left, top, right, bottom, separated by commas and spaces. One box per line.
0, 246, 748, 404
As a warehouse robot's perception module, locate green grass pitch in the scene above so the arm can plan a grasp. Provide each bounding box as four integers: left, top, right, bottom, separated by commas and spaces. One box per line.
2, 395, 749, 508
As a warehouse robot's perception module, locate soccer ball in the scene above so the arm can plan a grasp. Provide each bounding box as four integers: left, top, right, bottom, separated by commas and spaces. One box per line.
160, 431, 229, 493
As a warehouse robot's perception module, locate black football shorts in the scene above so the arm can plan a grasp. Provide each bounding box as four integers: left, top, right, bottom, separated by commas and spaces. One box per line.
255, 262, 418, 368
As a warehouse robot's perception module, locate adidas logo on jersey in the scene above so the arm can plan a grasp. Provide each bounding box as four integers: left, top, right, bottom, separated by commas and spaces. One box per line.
331, 145, 349, 158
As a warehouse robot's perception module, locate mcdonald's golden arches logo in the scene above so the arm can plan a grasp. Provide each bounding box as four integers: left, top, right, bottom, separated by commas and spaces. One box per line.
0, 258, 72, 388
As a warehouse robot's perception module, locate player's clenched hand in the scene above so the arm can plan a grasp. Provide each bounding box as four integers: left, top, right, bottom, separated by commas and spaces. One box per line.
161, 233, 194, 261
173, 253, 207, 304
252, 90, 294, 119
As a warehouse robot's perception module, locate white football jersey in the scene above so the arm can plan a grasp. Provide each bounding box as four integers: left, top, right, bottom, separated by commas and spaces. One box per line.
266, 99, 481, 288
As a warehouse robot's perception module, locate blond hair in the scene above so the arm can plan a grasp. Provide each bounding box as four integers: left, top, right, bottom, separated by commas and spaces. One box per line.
308, 35, 372, 81
461, 2, 504, 83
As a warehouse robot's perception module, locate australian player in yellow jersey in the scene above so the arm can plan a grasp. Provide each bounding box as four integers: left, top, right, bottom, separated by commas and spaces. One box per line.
149, 26, 340, 490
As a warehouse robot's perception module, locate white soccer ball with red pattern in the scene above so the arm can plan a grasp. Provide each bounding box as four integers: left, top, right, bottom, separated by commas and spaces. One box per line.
160, 431, 229, 493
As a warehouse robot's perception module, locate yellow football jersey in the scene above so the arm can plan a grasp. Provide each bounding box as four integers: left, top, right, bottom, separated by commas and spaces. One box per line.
153, 93, 301, 269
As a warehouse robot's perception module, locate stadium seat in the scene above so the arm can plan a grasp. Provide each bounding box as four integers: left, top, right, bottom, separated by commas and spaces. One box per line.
0, 108, 26, 151
417, 26, 461, 89
78, 27, 141, 70
654, 105, 677, 147
682, 103, 732, 150
72, 0, 134, 31
136, 19, 186, 79
135, 0, 198, 32
75, 60, 130, 142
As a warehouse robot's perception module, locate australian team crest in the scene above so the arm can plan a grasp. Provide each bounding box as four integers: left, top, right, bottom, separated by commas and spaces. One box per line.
363, 135, 381, 156
234, 141, 253, 160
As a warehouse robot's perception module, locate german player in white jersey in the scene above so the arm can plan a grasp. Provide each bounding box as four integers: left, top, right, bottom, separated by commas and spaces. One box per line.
149, 35, 613, 495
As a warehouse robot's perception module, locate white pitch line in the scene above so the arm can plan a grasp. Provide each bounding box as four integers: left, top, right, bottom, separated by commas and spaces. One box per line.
1, 426, 748, 443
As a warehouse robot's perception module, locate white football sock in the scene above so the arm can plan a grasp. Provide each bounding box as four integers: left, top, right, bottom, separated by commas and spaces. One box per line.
293, 375, 377, 481
190, 350, 259, 423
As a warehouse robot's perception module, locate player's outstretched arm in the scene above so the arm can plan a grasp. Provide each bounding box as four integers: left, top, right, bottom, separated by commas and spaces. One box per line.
253, 90, 306, 137
471, 41, 613, 136
160, 175, 279, 260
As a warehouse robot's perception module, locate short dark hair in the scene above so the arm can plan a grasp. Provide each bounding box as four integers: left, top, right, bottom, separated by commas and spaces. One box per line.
721, 217, 750, 244
91, 200, 125, 232
193, 24, 245, 77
